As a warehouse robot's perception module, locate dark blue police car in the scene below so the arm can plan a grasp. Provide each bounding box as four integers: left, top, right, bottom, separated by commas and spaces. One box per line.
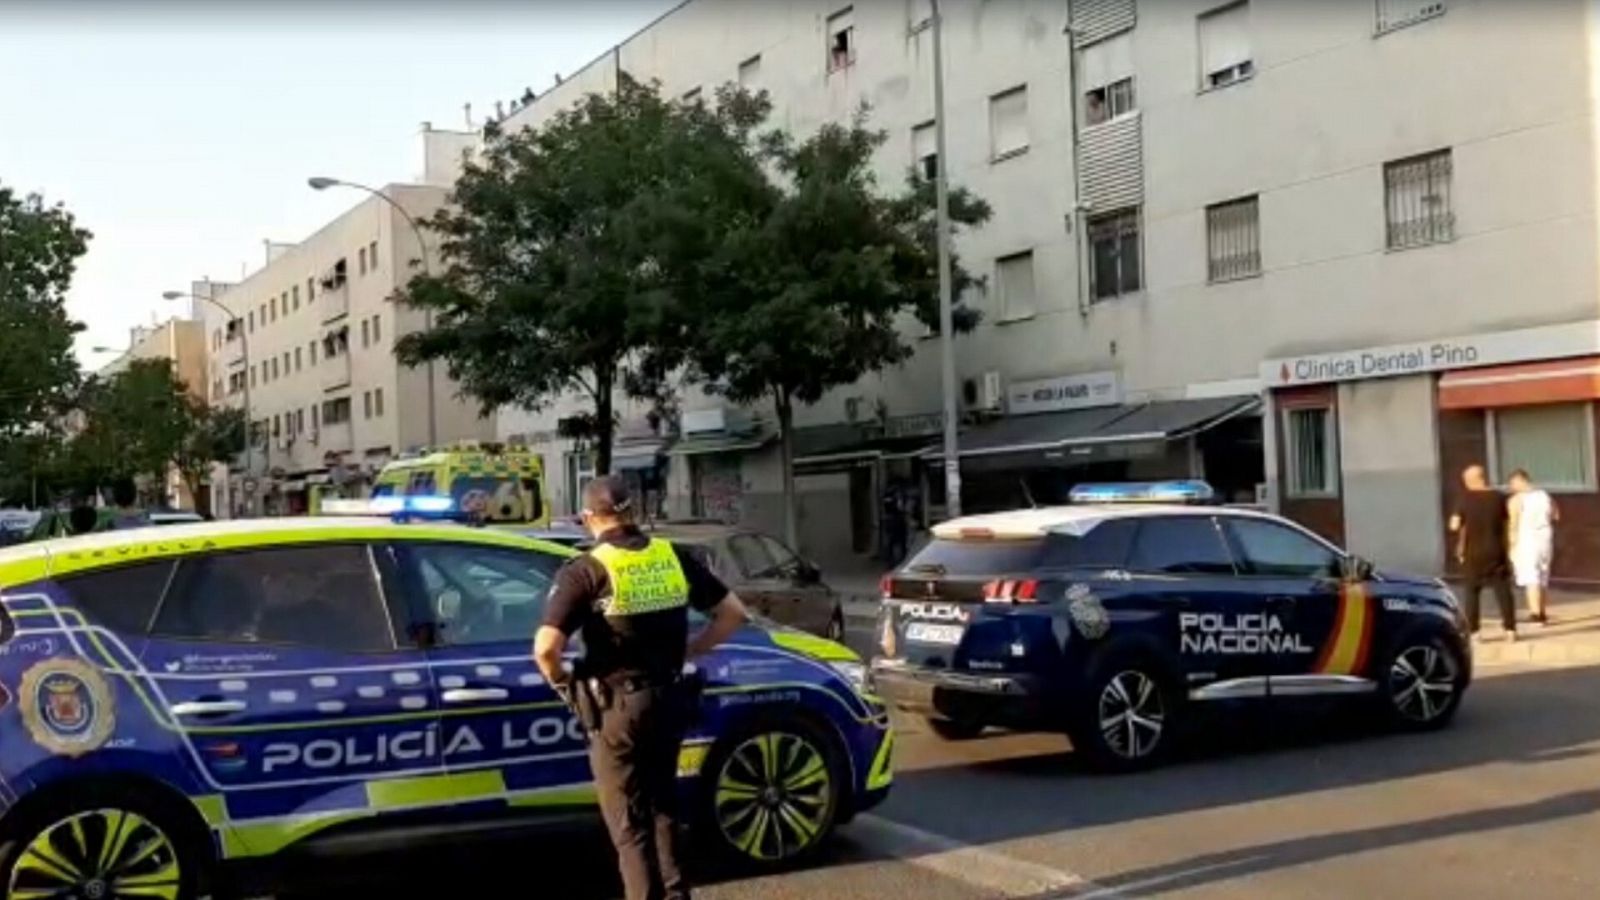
871, 482, 1471, 771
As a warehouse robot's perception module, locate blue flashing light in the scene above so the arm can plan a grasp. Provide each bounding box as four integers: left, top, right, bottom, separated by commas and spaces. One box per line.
319, 495, 459, 520
1069, 480, 1216, 505
407, 496, 456, 514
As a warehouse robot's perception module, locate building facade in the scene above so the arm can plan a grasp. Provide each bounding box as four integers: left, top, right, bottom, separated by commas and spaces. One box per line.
197, 158, 493, 518
495, 0, 1600, 580
94, 316, 210, 510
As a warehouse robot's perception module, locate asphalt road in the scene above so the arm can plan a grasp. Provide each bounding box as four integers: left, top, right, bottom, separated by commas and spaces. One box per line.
263, 631, 1600, 900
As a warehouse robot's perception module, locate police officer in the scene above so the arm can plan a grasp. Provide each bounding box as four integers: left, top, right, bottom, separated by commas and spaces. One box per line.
533, 475, 748, 900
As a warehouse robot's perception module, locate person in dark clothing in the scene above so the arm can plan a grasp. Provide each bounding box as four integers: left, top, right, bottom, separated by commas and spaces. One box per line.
880, 482, 908, 565
107, 478, 146, 530
534, 476, 748, 900
1449, 464, 1517, 642
67, 503, 100, 535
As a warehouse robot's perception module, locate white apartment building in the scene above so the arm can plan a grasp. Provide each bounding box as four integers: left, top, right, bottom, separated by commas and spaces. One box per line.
197, 128, 493, 517
495, 0, 1600, 580
93, 315, 209, 510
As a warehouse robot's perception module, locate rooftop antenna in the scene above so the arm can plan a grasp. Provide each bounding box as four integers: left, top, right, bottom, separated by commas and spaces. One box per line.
554, 71, 563, 85
463, 101, 474, 129
494, 100, 505, 119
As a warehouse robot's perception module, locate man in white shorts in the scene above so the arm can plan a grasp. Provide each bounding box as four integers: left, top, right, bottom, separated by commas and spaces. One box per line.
1508, 469, 1558, 626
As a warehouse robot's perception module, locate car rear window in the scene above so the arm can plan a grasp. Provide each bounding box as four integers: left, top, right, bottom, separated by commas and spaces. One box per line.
905, 539, 1049, 576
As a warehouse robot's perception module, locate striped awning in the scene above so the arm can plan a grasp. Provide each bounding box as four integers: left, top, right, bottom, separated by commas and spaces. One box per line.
1437, 357, 1600, 409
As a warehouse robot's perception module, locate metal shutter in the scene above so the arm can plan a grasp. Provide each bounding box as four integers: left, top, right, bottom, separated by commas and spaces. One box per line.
1072, 0, 1137, 48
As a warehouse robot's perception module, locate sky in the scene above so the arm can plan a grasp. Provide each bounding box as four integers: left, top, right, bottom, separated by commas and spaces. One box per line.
0, 0, 675, 366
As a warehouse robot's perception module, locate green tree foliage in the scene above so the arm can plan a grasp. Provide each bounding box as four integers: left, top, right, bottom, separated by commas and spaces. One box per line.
0, 185, 88, 449
395, 77, 763, 473
669, 99, 991, 546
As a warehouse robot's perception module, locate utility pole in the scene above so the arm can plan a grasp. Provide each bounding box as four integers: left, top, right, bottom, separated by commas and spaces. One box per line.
931, 0, 962, 518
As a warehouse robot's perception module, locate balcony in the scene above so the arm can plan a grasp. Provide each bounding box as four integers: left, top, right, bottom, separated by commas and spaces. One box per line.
317, 420, 353, 455
319, 259, 350, 324
320, 351, 352, 392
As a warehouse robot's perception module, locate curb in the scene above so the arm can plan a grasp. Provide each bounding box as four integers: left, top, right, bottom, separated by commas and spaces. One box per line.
1473, 639, 1600, 668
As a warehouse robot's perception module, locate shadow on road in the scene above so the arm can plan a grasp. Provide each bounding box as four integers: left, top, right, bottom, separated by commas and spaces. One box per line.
884, 663, 1600, 895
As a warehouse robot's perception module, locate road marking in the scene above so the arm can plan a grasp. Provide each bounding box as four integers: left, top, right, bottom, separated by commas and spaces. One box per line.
853, 813, 1124, 898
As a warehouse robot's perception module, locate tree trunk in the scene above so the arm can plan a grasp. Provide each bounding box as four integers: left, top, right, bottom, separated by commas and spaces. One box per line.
774, 389, 799, 550
594, 367, 616, 476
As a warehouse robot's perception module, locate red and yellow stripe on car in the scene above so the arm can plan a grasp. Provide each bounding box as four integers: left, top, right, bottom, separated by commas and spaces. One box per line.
1314, 582, 1373, 676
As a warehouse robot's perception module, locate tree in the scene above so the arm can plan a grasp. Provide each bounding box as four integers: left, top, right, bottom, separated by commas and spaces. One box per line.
395, 77, 764, 474
174, 405, 245, 511
0, 184, 88, 475
672, 103, 991, 547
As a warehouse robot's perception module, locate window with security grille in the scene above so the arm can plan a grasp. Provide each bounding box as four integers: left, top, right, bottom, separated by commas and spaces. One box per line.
1384, 149, 1453, 249
1207, 195, 1260, 282
1088, 208, 1142, 302
1376, 0, 1445, 34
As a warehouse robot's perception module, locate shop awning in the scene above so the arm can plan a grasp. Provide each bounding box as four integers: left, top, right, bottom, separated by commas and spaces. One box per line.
927, 395, 1260, 460
1438, 357, 1600, 409
668, 433, 774, 457
612, 440, 669, 471
793, 428, 938, 468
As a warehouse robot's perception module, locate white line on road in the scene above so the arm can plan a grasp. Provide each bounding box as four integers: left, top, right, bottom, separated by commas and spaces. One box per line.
853, 813, 1126, 899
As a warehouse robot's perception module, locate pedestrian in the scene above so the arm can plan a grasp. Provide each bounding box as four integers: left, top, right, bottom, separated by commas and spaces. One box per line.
67, 502, 100, 536
107, 478, 147, 530
1448, 464, 1517, 642
881, 481, 908, 566
533, 475, 748, 900
1507, 468, 1558, 626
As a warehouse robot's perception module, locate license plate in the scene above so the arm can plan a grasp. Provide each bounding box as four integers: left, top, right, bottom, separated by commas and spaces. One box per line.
905, 623, 965, 645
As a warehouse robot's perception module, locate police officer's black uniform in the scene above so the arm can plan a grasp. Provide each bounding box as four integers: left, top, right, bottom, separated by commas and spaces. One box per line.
543, 500, 729, 900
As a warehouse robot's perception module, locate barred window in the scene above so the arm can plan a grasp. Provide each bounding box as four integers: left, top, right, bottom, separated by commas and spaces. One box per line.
1376, 0, 1445, 34
1088, 208, 1142, 302
1385, 149, 1453, 250
1207, 196, 1260, 282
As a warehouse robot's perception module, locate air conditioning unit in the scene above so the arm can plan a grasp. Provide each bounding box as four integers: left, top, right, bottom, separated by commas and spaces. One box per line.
979, 370, 1004, 412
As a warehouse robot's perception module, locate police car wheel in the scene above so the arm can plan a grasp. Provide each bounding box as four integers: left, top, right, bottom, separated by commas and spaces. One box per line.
925, 717, 985, 741
0, 791, 205, 900
1382, 636, 1464, 730
700, 718, 842, 869
1072, 657, 1178, 772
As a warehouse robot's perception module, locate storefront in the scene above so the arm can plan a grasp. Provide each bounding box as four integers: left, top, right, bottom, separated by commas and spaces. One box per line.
1263, 320, 1600, 582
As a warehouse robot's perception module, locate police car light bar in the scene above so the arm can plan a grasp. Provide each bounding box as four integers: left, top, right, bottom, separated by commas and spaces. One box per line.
1068, 480, 1217, 505
319, 496, 458, 518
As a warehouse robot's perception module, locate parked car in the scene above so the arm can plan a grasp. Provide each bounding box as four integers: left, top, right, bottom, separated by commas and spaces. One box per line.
0, 513, 891, 899
649, 523, 847, 642
871, 481, 1471, 771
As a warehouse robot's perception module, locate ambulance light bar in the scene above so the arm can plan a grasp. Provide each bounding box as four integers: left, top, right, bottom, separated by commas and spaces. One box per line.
1068, 480, 1216, 505
320, 496, 459, 519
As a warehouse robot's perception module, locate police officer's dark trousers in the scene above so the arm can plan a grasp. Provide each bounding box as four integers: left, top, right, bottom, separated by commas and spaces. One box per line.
590, 682, 689, 900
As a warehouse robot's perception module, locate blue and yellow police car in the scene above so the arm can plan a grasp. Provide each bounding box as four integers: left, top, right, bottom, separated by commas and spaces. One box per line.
0, 501, 891, 899
872, 481, 1471, 771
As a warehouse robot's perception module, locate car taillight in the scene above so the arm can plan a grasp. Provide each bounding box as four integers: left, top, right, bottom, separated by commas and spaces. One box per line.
960, 527, 995, 540
879, 574, 893, 599
984, 579, 1040, 604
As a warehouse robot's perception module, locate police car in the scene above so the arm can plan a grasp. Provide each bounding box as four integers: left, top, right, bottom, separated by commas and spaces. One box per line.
0, 500, 892, 898
872, 481, 1470, 771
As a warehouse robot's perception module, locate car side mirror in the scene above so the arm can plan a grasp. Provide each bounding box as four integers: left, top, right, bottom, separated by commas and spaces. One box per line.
1341, 555, 1374, 582
796, 561, 822, 585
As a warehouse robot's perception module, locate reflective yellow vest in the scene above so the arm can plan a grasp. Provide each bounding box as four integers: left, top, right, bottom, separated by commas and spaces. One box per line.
589, 539, 691, 617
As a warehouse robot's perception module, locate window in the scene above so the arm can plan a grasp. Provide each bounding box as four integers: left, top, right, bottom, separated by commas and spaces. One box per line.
727, 534, 780, 579
295, 409, 305, 434
309, 340, 318, 365
259, 303, 267, 325
248, 311, 255, 333
363, 391, 373, 420
995, 251, 1037, 321
312, 404, 319, 430
759, 535, 802, 575
911, 120, 937, 181
1490, 403, 1596, 491
1085, 77, 1136, 126
368, 240, 378, 270
375, 388, 385, 417
358, 246, 368, 276
1385, 149, 1453, 249
738, 54, 762, 86
282, 352, 290, 375
1128, 516, 1236, 575
269, 297, 277, 322
1088, 208, 1142, 301
280, 292, 288, 316
292, 285, 300, 311
270, 357, 279, 380
1377, 0, 1445, 34
904, 539, 1050, 575
322, 397, 353, 425
361, 319, 371, 348
249, 366, 257, 388
155, 546, 393, 652
1199, 2, 1253, 90
1206, 195, 1261, 282
1040, 519, 1139, 569
1225, 518, 1340, 578
827, 7, 855, 72
407, 544, 562, 647
306, 277, 315, 302
295, 347, 303, 371
371, 315, 381, 344
989, 86, 1029, 160
1284, 406, 1338, 497
59, 561, 175, 634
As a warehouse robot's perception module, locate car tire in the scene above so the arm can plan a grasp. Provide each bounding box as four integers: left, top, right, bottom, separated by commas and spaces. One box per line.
1070, 652, 1180, 773
0, 785, 208, 900
825, 608, 846, 643
1380, 633, 1466, 731
697, 713, 844, 871
925, 717, 986, 741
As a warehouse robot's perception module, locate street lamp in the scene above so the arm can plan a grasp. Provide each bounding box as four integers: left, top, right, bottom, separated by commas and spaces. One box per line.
165, 289, 255, 512
307, 175, 439, 446
930, 0, 963, 519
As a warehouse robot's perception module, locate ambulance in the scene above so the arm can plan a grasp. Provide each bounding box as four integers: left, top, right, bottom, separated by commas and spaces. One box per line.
368, 442, 551, 526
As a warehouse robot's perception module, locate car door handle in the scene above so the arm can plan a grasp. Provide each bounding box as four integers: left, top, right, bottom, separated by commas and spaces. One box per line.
442, 688, 510, 704
169, 700, 247, 717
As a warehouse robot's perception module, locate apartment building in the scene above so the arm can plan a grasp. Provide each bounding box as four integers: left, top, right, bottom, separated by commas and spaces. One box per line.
495, 0, 1600, 580
198, 137, 492, 518
93, 315, 209, 510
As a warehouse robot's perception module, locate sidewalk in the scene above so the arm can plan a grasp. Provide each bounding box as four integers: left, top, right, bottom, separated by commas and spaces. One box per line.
1466, 588, 1600, 668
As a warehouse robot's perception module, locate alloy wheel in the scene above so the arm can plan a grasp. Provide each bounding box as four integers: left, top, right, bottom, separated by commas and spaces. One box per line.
1097, 670, 1166, 760
1389, 644, 1458, 723
7, 809, 181, 900
714, 732, 833, 861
